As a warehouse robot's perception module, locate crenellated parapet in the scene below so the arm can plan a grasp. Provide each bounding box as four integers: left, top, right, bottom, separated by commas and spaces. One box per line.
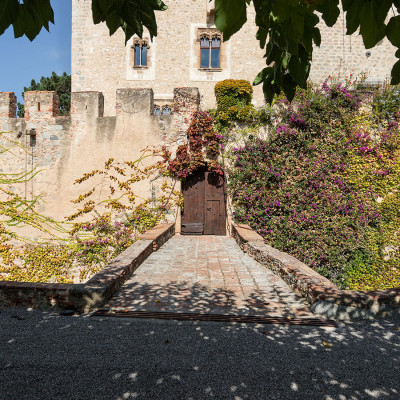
0, 92, 17, 119
116, 88, 154, 116
0, 87, 200, 124
0, 87, 200, 224
24, 91, 59, 121
71, 91, 104, 119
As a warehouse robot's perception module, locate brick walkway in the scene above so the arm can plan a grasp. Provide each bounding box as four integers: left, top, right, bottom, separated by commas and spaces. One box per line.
104, 235, 314, 318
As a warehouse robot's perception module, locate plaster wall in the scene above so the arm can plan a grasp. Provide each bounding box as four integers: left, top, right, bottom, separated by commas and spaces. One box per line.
0, 88, 199, 238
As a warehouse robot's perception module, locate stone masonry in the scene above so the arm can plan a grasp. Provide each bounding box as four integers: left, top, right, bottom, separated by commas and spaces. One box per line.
72, 1, 397, 116
105, 235, 314, 318
0, 88, 199, 235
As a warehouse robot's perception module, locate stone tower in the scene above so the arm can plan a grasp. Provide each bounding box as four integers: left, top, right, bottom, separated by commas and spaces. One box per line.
72, 1, 397, 116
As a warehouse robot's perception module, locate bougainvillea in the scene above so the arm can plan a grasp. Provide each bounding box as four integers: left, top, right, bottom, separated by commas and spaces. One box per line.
227, 81, 400, 289
165, 111, 223, 179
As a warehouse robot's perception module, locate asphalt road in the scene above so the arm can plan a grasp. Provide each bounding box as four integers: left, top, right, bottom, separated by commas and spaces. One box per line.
0, 307, 399, 400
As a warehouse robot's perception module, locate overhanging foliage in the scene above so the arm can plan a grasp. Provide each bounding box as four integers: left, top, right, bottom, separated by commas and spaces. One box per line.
2, 1, 400, 102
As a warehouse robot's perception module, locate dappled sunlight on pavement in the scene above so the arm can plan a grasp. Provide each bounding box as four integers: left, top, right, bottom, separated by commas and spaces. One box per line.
104, 235, 314, 319
0, 307, 399, 399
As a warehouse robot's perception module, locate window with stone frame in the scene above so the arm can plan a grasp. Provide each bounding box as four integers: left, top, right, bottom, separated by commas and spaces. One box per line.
153, 104, 172, 116
199, 30, 222, 69
133, 38, 149, 67
153, 105, 161, 116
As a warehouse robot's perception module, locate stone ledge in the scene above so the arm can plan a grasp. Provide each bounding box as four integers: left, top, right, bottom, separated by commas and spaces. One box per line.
231, 223, 264, 252
232, 223, 400, 320
0, 223, 175, 313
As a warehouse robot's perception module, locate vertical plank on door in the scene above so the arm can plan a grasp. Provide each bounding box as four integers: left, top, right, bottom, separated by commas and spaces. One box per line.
181, 171, 205, 234
204, 171, 226, 235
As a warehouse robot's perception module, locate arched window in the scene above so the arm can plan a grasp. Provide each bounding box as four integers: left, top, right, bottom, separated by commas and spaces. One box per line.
141, 44, 147, 65
211, 36, 220, 68
199, 33, 221, 69
134, 40, 148, 67
200, 37, 210, 68
153, 106, 161, 116
162, 105, 171, 115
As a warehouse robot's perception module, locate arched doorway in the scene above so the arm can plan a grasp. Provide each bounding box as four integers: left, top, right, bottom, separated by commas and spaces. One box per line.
181, 169, 226, 235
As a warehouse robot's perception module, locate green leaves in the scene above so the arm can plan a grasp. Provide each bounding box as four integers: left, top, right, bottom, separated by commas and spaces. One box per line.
317, 0, 340, 27
4, 0, 400, 103
0, 0, 54, 40
214, 0, 248, 41
359, 1, 386, 49
1, 0, 167, 43
391, 60, 400, 85
253, 67, 273, 86
248, 0, 319, 103
92, 0, 167, 43
343, 0, 362, 35
0, 0, 19, 36
387, 15, 400, 48
386, 12, 400, 84
244, 0, 400, 103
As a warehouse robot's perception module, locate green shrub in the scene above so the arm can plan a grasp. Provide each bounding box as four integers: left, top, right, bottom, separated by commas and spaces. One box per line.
215, 79, 253, 111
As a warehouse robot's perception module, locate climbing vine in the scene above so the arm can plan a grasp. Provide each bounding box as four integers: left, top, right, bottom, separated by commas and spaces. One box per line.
163, 111, 223, 179
227, 79, 400, 290
0, 147, 182, 283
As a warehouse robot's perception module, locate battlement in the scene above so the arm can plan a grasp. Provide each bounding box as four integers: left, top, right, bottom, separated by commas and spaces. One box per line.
0, 87, 200, 123
0, 92, 17, 118
24, 91, 59, 121
0, 86, 200, 226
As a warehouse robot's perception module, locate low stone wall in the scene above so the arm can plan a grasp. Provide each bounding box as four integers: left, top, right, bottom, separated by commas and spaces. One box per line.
0, 223, 175, 313
232, 223, 400, 320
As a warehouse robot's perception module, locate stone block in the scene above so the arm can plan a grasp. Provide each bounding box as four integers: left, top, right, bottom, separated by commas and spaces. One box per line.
24, 91, 59, 120
116, 88, 154, 116
71, 91, 104, 118
0, 92, 17, 119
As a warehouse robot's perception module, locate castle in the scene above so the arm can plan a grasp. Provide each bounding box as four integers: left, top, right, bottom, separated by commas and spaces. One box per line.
72, 0, 397, 115
0, 0, 398, 236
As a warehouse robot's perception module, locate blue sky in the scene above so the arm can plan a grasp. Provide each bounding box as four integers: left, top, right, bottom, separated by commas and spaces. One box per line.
0, 0, 72, 104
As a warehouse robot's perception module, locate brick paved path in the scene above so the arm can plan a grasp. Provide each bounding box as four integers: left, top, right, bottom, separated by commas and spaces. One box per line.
104, 235, 314, 318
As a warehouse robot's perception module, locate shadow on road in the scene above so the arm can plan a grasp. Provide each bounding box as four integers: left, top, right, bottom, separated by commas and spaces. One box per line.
0, 307, 399, 399
105, 279, 312, 319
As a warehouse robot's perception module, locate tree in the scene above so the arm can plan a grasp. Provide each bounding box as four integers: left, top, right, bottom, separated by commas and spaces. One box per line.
2, 0, 400, 102
17, 72, 71, 118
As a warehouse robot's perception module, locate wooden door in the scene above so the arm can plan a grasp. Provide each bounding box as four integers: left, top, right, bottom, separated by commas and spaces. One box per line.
204, 171, 226, 235
181, 170, 226, 235
181, 171, 205, 235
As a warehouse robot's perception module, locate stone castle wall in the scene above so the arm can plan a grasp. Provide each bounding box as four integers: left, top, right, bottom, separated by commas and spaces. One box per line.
72, 0, 397, 116
311, 14, 397, 84
0, 88, 199, 236
71, 0, 266, 116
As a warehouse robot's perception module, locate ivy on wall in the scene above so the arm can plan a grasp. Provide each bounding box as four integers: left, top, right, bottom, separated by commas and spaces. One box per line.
226, 80, 400, 290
